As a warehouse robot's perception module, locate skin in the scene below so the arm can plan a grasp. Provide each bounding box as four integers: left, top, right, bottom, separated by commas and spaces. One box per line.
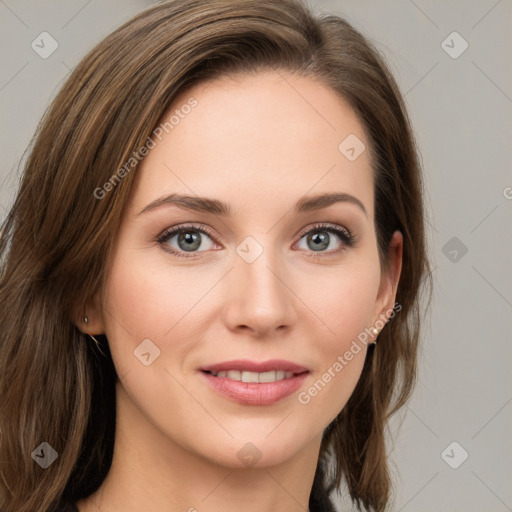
77, 69, 402, 512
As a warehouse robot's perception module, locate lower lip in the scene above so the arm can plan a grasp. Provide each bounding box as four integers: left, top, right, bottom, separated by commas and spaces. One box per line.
199, 371, 309, 405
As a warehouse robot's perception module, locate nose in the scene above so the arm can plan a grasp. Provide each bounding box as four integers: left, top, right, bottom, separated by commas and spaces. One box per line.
222, 246, 298, 338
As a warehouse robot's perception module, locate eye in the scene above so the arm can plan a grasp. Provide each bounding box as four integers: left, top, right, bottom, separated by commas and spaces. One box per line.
295, 223, 356, 257
156, 222, 356, 259
156, 224, 219, 258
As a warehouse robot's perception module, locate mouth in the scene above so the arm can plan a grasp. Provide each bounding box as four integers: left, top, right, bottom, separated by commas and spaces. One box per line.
198, 359, 310, 405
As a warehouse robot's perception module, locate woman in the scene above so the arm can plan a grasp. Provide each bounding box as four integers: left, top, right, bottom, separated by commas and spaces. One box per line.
0, 0, 431, 511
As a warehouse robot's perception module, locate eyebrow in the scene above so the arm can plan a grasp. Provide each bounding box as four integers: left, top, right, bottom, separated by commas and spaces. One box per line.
138, 192, 367, 218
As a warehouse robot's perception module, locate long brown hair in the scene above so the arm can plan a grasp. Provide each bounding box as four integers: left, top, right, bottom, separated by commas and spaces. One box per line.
0, 1, 431, 511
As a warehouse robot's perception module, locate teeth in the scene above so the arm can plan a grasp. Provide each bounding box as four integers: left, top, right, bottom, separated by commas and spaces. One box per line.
241, 370, 259, 383
210, 370, 296, 383
258, 371, 277, 383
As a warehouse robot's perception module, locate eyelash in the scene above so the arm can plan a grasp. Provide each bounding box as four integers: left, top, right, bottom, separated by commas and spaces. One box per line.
155, 222, 357, 259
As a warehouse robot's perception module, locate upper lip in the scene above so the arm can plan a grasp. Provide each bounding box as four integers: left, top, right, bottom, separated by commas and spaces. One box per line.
200, 359, 309, 374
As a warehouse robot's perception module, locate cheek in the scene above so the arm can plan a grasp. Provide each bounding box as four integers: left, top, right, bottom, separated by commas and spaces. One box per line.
300, 257, 381, 348
101, 247, 227, 382
101, 250, 175, 375
103, 251, 203, 338
295, 260, 380, 411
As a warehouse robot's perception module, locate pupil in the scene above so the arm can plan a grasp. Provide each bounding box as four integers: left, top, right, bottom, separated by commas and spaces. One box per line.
309, 231, 329, 251
178, 231, 201, 252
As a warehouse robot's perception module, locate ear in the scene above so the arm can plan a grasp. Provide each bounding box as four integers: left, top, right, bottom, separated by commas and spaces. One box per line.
73, 292, 106, 335
372, 230, 403, 330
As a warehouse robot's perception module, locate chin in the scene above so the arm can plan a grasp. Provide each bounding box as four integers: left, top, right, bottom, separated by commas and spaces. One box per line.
192, 431, 315, 470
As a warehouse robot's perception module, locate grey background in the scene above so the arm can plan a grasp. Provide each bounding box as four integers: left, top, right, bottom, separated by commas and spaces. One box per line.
1, 1, 511, 511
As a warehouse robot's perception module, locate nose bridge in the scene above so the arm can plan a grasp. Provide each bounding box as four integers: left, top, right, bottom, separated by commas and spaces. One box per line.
224, 235, 297, 334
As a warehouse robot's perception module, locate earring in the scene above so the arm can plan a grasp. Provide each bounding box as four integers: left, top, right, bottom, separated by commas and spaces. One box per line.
81, 316, 104, 352
89, 334, 100, 346
88, 334, 107, 357
371, 327, 379, 336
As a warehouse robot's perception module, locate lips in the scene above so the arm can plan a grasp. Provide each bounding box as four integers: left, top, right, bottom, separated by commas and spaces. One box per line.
198, 359, 310, 405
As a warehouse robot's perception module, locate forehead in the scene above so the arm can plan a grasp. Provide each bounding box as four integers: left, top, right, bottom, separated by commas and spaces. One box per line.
131, 70, 374, 220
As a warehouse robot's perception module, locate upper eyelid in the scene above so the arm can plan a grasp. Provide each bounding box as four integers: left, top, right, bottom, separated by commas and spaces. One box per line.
158, 223, 219, 243
297, 222, 351, 238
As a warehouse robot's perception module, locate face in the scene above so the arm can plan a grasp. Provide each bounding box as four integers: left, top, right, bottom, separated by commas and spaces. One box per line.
88, 70, 401, 469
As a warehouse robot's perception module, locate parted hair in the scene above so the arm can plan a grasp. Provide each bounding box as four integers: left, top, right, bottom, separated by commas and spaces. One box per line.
0, 1, 431, 511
